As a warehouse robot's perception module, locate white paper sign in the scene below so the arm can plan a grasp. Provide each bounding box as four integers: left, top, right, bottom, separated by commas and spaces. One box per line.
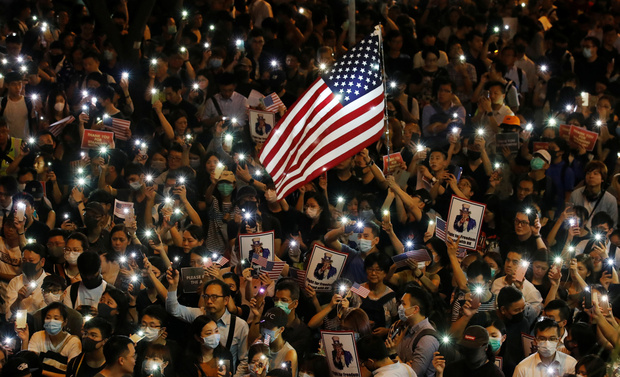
446, 195, 486, 250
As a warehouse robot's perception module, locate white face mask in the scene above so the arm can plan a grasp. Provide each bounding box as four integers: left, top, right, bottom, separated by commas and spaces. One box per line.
305, 207, 319, 219
43, 292, 62, 305
359, 238, 373, 253
537, 340, 558, 357
54, 102, 65, 112
65, 251, 80, 265
142, 326, 161, 342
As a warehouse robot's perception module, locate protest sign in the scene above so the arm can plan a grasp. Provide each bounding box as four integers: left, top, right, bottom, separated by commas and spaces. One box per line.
321, 331, 361, 377
81, 129, 115, 149
446, 196, 486, 250
382, 152, 404, 175
495, 132, 520, 155
113, 199, 134, 219
569, 126, 598, 152
249, 109, 275, 143
239, 231, 275, 262
305, 245, 348, 292
181, 267, 204, 294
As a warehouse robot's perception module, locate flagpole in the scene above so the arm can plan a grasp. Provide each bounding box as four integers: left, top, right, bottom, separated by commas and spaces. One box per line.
376, 25, 391, 169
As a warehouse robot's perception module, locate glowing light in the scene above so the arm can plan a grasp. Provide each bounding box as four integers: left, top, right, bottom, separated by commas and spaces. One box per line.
77, 177, 86, 186
123, 208, 129, 214
390, 81, 397, 88
540, 65, 548, 72
568, 218, 576, 226
493, 26, 500, 33
122, 72, 129, 80
271, 60, 278, 67
174, 208, 182, 215
224, 134, 233, 142
442, 335, 451, 344
595, 233, 603, 241
145, 230, 152, 237
548, 118, 557, 126
525, 208, 532, 215
180, 46, 187, 53
130, 275, 139, 282
596, 120, 603, 127
84, 315, 93, 322
231, 117, 238, 124
477, 128, 485, 136
20, 65, 27, 72
565, 105, 572, 112
204, 42, 210, 49
17, 56, 23, 63
357, 221, 364, 228
209, 25, 215, 31
339, 284, 347, 293
235, 39, 243, 47
290, 240, 297, 247
64, 213, 69, 219
31, 94, 38, 101
416, 144, 425, 152
203, 257, 210, 263
319, 63, 327, 70
29, 281, 36, 288
193, 83, 199, 90
337, 196, 344, 203
151, 58, 157, 66
601, 295, 609, 302
383, 209, 389, 216
119, 256, 127, 263
554, 256, 562, 264
459, 55, 466, 61
474, 286, 484, 295
452, 127, 459, 134
406, 241, 413, 248
568, 246, 575, 253
164, 197, 172, 204
504, 25, 510, 30
521, 2, 526, 7
100, 146, 108, 154
182, 10, 188, 18
178, 176, 186, 184
494, 162, 501, 170
244, 213, 251, 220
521, 261, 530, 268
341, 217, 349, 224
526, 123, 533, 131
607, 258, 614, 266
146, 174, 153, 182
239, 153, 245, 161
452, 112, 458, 118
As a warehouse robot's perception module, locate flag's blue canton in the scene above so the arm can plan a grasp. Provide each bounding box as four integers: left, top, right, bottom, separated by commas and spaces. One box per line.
322, 33, 383, 106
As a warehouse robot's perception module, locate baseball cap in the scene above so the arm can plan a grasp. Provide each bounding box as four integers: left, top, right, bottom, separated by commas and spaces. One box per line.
24, 181, 44, 199
459, 325, 489, 348
42, 274, 67, 290
85, 201, 106, 217
501, 115, 521, 126
534, 150, 551, 164
260, 307, 288, 329
413, 189, 431, 206
2, 357, 31, 377
237, 185, 258, 203
219, 171, 236, 183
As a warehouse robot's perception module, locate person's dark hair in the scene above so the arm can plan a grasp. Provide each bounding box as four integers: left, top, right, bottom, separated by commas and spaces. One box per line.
486, 80, 506, 94
584, 36, 600, 49
204, 279, 231, 297
426, 237, 450, 267
95, 85, 115, 102
83, 49, 101, 62
77, 251, 100, 275
162, 76, 183, 92
466, 259, 492, 281
487, 318, 506, 335
68, 232, 89, 252
584, 160, 607, 182
357, 334, 389, 361
248, 343, 270, 366
497, 286, 523, 309
183, 224, 205, 241
466, 30, 484, 42
421, 46, 440, 60
591, 211, 614, 229
88, 189, 114, 205
104, 286, 129, 325
275, 278, 300, 301
433, 77, 455, 97
404, 284, 432, 316
457, 15, 475, 29
84, 317, 113, 339
299, 354, 330, 376
169, 110, 189, 127
222, 272, 240, 293
42, 301, 68, 321
545, 299, 571, 323
141, 305, 168, 326
47, 228, 68, 241
303, 191, 331, 229
534, 317, 560, 337
124, 163, 144, 179
363, 252, 393, 273
575, 355, 606, 377
574, 254, 594, 284
266, 370, 292, 377
568, 322, 598, 356
103, 335, 134, 367
492, 60, 508, 76
364, 221, 381, 238
0, 176, 18, 196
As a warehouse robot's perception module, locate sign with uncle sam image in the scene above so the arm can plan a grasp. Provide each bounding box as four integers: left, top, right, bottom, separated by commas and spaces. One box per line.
446, 195, 486, 250
305, 244, 348, 292
321, 331, 361, 377
239, 231, 275, 262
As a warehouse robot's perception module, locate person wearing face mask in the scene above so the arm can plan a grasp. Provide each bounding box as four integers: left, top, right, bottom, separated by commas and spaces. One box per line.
269, 279, 312, 358
569, 161, 618, 229
545, 138, 575, 213
255, 308, 298, 376
433, 326, 503, 377
203, 171, 236, 254
513, 318, 577, 377
12, 193, 51, 245
179, 314, 233, 377
324, 221, 381, 284
17, 302, 82, 376
6, 244, 49, 320
542, 300, 571, 353
450, 259, 496, 323
575, 37, 608, 95
32, 275, 83, 336
63, 251, 107, 315
134, 306, 181, 377
97, 286, 132, 336
77, 202, 111, 256
54, 232, 86, 287
66, 317, 112, 377
485, 319, 507, 356
358, 253, 398, 337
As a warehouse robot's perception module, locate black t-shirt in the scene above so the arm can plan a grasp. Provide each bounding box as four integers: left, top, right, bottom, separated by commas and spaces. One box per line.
66, 353, 105, 377
161, 99, 199, 129
326, 171, 363, 205
444, 359, 505, 377
25, 220, 50, 245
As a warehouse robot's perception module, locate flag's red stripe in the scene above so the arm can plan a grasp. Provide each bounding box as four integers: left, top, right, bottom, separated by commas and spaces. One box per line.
272, 93, 384, 190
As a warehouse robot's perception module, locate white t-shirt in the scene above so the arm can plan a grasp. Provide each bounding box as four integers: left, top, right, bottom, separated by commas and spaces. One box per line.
3, 96, 29, 139
63, 280, 107, 309
28, 331, 82, 374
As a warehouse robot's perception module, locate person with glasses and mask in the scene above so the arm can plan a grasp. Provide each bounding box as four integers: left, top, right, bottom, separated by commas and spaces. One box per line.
66, 317, 112, 377
134, 305, 180, 377
54, 232, 87, 287
5, 243, 49, 320
165, 273, 249, 376
513, 318, 577, 377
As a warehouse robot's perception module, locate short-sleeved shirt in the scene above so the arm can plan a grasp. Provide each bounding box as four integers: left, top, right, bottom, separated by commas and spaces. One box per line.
28, 331, 82, 375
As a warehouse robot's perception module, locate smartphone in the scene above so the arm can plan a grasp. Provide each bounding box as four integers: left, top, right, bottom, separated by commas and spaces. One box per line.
584, 287, 592, 309
16, 204, 25, 222
123, 207, 135, 227
16, 309, 27, 328
214, 164, 225, 180
581, 92, 589, 107
452, 166, 463, 183
251, 264, 261, 279
604, 259, 615, 275
151, 90, 160, 105
218, 359, 231, 375
344, 222, 358, 233
254, 286, 266, 308
515, 262, 528, 282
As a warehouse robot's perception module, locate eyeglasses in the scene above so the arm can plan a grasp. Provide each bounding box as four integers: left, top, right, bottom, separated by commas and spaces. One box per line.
366, 268, 383, 274
514, 219, 530, 226
201, 294, 225, 302
590, 257, 602, 263
535, 337, 558, 342
64, 247, 83, 252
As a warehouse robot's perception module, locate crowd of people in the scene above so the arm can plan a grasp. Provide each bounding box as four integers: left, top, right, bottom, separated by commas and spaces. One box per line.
0, 0, 618, 377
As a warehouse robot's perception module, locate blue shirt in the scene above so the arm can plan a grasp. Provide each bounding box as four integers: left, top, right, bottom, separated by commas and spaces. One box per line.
340, 243, 367, 284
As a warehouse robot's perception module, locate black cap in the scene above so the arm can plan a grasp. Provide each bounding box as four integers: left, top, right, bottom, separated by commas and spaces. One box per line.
5, 71, 23, 83
459, 325, 489, 348
85, 201, 106, 217
236, 185, 258, 203
260, 307, 288, 329
2, 357, 30, 377
24, 181, 44, 199
413, 189, 431, 206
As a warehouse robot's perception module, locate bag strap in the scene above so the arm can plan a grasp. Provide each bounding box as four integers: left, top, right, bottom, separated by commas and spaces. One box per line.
70, 283, 79, 308
209, 96, 223, 116
586, 190, 606, 221
411, 328, 439, 351
225, 313, 237, 349
0, 97, 7, 117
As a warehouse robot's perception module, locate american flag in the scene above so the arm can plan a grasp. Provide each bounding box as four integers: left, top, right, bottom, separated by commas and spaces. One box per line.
49, 115, 74, 137
252, 253, 269, 268
435, 218, 447, 241
215, 256, 229, 266
350, 282, 370, 298
259, 27, 385, 199
289, 267, 307, 287
263, 92, 283, 113
261, 260, 286, 280
104, 117, 131, 141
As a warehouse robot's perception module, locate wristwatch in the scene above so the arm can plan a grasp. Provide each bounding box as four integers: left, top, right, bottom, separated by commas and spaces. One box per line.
248, 178, 255, 186
486, 111, 493, 116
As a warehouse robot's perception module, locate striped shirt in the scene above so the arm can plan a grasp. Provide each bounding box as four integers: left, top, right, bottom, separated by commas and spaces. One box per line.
28, 331, 82, 375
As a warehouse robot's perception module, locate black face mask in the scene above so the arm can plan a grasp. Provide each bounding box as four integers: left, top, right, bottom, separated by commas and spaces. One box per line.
353, 166, 366, 177
84, 216, 100, 229
39, 144, 54, 155
468, 150, 482, 160
460, 346, 488, 369
507, 311, 525, 324
82, 338, 100, 353
82, 275, 103, 290
97, 303, 115, 320
22, 262, 40, 278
